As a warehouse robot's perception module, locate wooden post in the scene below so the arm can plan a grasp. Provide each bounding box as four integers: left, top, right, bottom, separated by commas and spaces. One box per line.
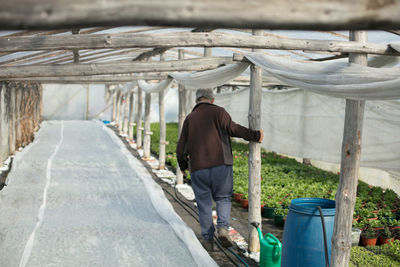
123, 90, 130, 134
118, 93, 125, 132
0, 84, 8, 166
248, 29, 263, 253
143, 92, 151, 159
111, 87, 117, 121
8, 86, 16, 155
136, 86, 143, 149
159, 53, 167, 169
128, 88, 135, 141
176, 49, 186, 184
15, 86, 22, 148
115, 90, 121, 125
331, 31, 367, 267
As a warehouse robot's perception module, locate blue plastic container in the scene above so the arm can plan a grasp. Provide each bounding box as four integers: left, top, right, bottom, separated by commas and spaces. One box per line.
281, 198, 336, 267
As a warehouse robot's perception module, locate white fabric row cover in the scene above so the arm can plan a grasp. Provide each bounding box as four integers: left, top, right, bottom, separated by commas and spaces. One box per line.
215, 88, 400, 172
137, 77, 174, 94
245, 53, 400, 100
136, 46, 399, 100
169, 63, 249, 90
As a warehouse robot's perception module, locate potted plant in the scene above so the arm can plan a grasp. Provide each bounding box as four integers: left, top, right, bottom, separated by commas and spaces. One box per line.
360, 225, 378, 246
387, 218, 400, 230
378, 225, 395, 245
240, 193, 249, 209
369, 219, 384, 231
273, 208, 288, 227
233, 192, 244, 202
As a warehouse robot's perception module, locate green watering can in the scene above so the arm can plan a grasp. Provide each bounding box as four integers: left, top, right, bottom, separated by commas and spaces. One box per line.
251, 222, 282, 267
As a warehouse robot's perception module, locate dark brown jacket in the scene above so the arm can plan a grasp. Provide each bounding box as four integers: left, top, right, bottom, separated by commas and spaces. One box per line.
176, 102, 261, 172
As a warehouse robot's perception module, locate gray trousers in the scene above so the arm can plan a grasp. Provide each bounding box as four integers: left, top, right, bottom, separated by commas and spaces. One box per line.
191, 164, 233, 241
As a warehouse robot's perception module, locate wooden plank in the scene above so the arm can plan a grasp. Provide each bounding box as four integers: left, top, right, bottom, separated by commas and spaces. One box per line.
2, 74, 169, 83
0, 56, 235, 78
1, 32, 398, 56
0, 0, 399, 30
330, 31, 367, 267
247, 29, 262, 253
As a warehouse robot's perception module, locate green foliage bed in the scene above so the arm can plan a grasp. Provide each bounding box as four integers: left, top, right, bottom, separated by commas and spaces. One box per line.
145, 122, 400, 264
350, 241, 400, 267
147, 122, 400, 227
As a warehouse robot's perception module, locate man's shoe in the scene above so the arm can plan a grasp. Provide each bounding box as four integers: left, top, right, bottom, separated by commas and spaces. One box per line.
217, 228, 233, 248
200, 239, 214, 252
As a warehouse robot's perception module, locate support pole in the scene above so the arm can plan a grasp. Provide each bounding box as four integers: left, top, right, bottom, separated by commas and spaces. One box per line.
248, 29, 263, 253
0, 84, 8, 166
128, 88, 135, 141
115, 90, 121, 125
111, 87, 117, 122
8, 86, 16, 155
159, 53, 167, 169
15, 86, 22, 148
118, 93, 124, 132
123, 90, 130, 134
136, 86, 143, 149
331, 31, 367, 267
176, 49, 186, 184
143, 92, 151, 160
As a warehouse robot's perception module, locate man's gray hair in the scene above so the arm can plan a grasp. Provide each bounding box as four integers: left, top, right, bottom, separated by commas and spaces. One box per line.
195, 88, 214, 102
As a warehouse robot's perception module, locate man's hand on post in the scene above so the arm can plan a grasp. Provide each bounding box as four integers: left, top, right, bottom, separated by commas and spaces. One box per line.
259, 130, 264, 143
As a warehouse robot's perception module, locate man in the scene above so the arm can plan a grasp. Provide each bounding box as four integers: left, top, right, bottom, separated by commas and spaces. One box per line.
176, 88, 264, 251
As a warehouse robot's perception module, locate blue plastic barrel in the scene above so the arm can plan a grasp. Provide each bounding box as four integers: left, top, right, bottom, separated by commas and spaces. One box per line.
281, 198, 336, 267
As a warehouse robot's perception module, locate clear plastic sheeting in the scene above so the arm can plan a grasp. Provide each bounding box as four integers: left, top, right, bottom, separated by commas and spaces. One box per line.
0, 121, 217, 267
215, 88, 400, 172
169, 63, 249, 90
245, 53, 400, 100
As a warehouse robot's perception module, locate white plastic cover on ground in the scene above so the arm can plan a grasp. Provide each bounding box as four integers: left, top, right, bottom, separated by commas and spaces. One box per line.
215, 88, 400, 172
137, 77, 174, 94
0, 121, 216, 267
169, 63, 249, 90
245, 53, 400, 100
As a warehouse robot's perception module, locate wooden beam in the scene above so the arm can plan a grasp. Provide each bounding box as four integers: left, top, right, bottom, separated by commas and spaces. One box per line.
1, 32, 398, 56
1, 0, 399, 30
133, 28, 215, 61
0, 56, 235, 78
331, 31, 367, 267
1, 74, 169, 83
